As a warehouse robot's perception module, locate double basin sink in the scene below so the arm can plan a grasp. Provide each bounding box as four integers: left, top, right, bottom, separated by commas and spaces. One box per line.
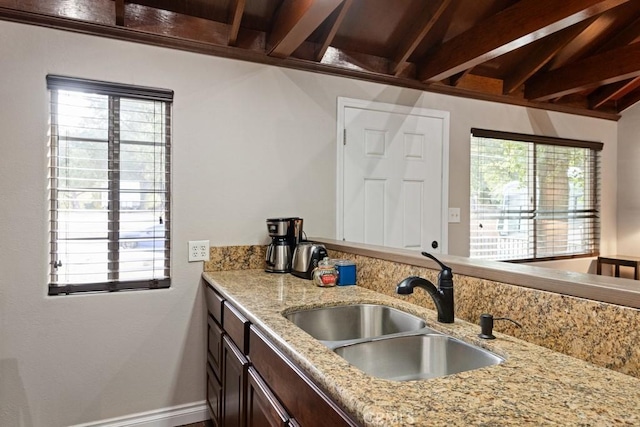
284, 304, 503, 381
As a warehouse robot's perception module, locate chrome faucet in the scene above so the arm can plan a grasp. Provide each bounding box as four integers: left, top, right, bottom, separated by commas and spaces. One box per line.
396, 252, 454, 323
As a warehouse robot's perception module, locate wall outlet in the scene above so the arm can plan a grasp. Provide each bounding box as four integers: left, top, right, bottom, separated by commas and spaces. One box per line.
188, 240, 210, 262
448, 207, 461, 223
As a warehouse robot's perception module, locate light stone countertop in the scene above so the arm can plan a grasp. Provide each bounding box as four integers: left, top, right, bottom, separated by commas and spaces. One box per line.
203, 270, 640, 426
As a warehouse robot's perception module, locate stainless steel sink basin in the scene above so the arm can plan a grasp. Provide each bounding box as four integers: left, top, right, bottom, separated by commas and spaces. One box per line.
285, 304, 505, 381
334, 334, 504, 381
284, 304, 429, 342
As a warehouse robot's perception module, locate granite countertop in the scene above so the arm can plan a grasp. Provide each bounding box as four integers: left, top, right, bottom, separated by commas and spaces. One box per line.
203, 270, 640, 426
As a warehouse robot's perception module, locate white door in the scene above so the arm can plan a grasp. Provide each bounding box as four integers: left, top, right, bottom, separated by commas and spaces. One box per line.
338, 99, 449, 253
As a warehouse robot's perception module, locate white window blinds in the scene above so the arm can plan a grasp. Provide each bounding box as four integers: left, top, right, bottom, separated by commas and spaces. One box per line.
47, 75, 173, 295
470, 129, 601, 262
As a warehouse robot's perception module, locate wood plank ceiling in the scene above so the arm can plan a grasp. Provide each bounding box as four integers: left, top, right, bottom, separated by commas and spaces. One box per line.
2, 0, 640, 120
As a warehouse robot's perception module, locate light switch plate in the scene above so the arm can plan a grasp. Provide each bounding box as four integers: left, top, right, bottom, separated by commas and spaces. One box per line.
188, 240, 210, 262
448, 207, 461, 223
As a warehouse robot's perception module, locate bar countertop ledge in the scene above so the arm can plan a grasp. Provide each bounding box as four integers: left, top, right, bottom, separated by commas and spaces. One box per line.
202, 241, 640, 426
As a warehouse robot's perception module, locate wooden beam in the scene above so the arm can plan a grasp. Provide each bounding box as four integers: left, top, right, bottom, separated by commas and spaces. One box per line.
115, 0, 124, 26
0, 6, 622, 121
314, 0, 352, 62
448, 70, 470, 87
390, 0, 452, 75
452, 74, 504, 95
589, 77, 640, 109
268, 0, 342, 59
418, 0, 630, 82
503, 20, 593, 94
525, 41, 640, 101
227, 0, 245, 46
596, 14, 640, 53
617, 87, 640, 112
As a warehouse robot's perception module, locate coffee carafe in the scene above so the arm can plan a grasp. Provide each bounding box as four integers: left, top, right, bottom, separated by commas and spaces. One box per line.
265, 217, 303, 273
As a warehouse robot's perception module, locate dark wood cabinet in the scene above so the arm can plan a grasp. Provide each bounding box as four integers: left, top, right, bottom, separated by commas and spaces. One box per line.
249, 326, 357, 427
208, 314, 224, 380
224, 301, 250, 355
222, 335, 249, 427
246, 368, 289, 427
206, 285, 225, 426
204, 283, 358, 427
207, 364, 222, 426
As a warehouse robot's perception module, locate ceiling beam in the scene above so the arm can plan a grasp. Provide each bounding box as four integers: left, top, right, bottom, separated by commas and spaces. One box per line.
582, 13, 640, 108
417, 0, 630, 82
448, 70, 470, 87
588, 76, 640, 109
268, 0, 343, 59
525, 41, 640, 101
314, 0, 353, 62
595, 14, 640, 53
0, 5, 619, 120
617, 85, 640, 112
115, 0, 124, 26
503, 20, 594, 95
227, 0, 245, 46
390, 0, 452, 76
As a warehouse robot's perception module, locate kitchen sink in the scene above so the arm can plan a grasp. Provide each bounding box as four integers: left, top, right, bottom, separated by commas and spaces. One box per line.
284, 304, 432, 343
284, 303, 504, 381
334, 334, 504, 381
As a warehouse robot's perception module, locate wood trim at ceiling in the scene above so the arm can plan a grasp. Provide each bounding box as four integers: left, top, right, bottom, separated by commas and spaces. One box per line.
267, 0, 342, 59
314, 0, 353, 62
390, 0, 452, 76
115, 0, 125, 26
502, 20, 595, 95
227, 0, 246, 46
418, 0, 631, 82
0, 7, 621, 121
525, 41, 640, 101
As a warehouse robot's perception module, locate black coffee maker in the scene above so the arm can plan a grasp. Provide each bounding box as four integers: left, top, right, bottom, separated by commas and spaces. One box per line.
265, 217, 303, 273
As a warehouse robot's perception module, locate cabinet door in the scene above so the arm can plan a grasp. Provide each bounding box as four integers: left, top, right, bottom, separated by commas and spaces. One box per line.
208, 314, 224, 380
246, 368, 289, 427
207, 364, 222, 426
249, 326, 357, 426
222, 335, 248, 427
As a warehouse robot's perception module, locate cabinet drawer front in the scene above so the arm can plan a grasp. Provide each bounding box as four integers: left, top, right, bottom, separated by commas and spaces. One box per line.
205, 285, 224, 325
207, 364, 222, 426
249, 326, 357, 427
224, 301, 250, 354
247, 367, 290, 427
207, 314, 224, 380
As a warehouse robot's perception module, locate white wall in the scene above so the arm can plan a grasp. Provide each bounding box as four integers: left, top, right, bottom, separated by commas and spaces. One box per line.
0, 20, 619, 426
618, 102, 640, 256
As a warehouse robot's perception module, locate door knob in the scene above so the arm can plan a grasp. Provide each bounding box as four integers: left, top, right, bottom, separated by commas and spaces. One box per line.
431, 241, 438, 249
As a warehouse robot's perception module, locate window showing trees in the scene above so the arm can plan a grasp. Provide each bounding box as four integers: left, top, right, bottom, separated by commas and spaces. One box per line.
47, 76, 173, 295
470, 129, 601, 262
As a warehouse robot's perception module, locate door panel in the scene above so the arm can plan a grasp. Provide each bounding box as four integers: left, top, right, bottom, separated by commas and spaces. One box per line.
342, 103, 448, 252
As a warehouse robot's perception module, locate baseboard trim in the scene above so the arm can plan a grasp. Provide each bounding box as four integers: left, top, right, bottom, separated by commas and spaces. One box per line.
70, 401, 209, 427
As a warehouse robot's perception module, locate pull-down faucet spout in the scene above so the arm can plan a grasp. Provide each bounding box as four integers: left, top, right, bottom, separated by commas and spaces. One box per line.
396, 252, 454, 323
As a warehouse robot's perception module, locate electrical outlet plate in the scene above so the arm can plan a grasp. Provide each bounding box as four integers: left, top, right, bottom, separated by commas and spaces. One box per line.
448, 207, 461, 223
188, 240, 210, 262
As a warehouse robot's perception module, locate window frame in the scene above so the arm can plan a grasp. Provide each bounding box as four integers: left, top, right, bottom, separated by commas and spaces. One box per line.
470, 128, 602, 263
47, 75, 173, 295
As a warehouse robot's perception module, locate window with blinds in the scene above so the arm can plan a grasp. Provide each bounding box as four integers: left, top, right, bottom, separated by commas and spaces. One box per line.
47, 75, 173, 295
470, 128, 601, 262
